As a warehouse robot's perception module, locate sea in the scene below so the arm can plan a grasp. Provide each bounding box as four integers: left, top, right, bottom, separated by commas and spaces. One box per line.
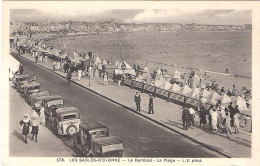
49, 31, 252, 89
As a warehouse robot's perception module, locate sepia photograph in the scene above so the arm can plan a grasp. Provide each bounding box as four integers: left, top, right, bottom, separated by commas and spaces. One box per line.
2, 1, 260, 165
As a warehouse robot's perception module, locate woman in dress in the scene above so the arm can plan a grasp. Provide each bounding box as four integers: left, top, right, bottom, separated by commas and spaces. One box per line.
211, 109, 219, 132
19, 114, 31, 144
31, 115, 40, 142
39, 106, 45, 125
199, 106, 207, 128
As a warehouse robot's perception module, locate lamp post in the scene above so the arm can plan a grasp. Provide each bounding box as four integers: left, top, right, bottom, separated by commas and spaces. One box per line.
88, 51, 92, 87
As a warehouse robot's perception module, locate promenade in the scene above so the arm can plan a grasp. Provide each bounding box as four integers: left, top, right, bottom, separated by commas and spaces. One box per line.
9, 83, 72, 157
14, 50, 251, 158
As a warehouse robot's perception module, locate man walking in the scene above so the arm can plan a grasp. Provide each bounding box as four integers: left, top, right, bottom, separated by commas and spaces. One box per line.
134, 91, 141, 112
182, 105, 190, 130
189, 107, 195, 128
148, 93, 154, 114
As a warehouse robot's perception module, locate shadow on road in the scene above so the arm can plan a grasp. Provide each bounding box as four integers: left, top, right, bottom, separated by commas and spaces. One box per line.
12, 130, 25, 143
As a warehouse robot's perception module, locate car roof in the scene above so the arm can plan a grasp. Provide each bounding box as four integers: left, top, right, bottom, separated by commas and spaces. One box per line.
92, 136, 123, 146
56, 107, 79, 115
80, 121, 108, 131
42, 95, 63, 102
16, 74, 30, 79
24, 82, 40, 88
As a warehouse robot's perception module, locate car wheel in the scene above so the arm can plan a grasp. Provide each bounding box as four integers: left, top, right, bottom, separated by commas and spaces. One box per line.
66, 125, 77, 136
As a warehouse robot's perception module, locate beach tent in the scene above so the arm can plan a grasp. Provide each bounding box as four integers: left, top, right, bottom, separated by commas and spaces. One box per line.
207, 91, 221, 105
180, 85, 192, 96
154, 76, 166, 88
95, 56, 102, 65
200, 89, 211, 98
173, 70, 181, 80
143, 66, 150, 73
233, 96, 247, 110
190, 88, 200, 99
221, 94, 231, 105
114, 60, 120, 67
171, 83, 181, 93
164, 81, 173, 91
135, 74, 145, 82
114, 69, 124, 75
118, 61, 132, 70
103, 60, 108, 65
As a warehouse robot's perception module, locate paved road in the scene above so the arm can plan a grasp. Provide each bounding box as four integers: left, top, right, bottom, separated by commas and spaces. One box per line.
12, 53, 222, 157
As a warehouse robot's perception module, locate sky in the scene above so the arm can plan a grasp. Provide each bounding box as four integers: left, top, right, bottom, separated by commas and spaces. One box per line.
10, 9, 251, 25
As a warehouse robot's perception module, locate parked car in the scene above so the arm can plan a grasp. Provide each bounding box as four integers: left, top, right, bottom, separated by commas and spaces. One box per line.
41, 95, 64, 120
23, 82, 41, 101
73, 121, 124, 157
14, 74, 30, 93
30, 91, 49, 112
53, 107, 80, 136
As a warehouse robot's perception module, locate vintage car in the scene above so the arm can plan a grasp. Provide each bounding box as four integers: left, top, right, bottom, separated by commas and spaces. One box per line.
73, 121, 124, 157
14, 74, 30, 93
30, 91, 49, 111
52, 107, 80, 136
41, 95, 64, 119
23, 82, 41, 101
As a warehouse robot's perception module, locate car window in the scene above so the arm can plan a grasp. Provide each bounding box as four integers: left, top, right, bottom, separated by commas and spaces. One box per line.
63, 114, 76, 120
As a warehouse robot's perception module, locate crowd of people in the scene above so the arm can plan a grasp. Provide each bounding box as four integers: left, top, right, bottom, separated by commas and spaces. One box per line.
182, 100, 241, 139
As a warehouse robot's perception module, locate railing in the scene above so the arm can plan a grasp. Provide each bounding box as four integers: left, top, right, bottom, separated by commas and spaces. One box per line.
123, 77, 252, 132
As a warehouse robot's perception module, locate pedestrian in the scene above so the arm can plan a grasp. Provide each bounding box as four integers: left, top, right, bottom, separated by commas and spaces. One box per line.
78, 68, 82, 81
66, 71, 72, 85
225, 112, 233, 139
117, 74, 122, 86
19, 114, 31, 144
53, 61, 57, 71
199, 106, 207, 128
208, 105, 214, 129
134, 91, 141, 112
182, 105, 190, 130
103, 72, 108, 86
233, 105, 240, 134
19, 64, 24, 75
31, 115, 39, 142
35, 53, 38, 63
189, 107, 195, 128
32, 74, 36, 82
148, 93, 154, 114
211, 109, 219, 132
39, 106, 45, 125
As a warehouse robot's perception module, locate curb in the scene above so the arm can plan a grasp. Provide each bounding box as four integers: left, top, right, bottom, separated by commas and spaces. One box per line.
12, 52, 233, 158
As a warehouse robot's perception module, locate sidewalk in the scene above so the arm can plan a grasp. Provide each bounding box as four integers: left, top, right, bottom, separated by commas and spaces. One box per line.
16, 50, 251, 158
9, 83, 72, 157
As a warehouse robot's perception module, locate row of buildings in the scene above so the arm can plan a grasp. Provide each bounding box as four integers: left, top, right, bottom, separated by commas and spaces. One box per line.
10, 20, 252, 35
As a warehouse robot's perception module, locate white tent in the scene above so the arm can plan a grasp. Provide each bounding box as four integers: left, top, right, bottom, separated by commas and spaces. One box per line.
233, 96, 247, 110
200, 89, 211, 98
118, 61, 132, 70
95, 56, 102, 65
103, 60, 108, 65
114, 60, 120, 67
171, 83, 181, 93
190, 88, 200, 99
143, 66, 150, 73
173, 70, 181, 80
154, 76, 166, 88
207, 91, 221, 105
164, 81, 173, 91
180, 85, 192, 96
221, 94, 231, 105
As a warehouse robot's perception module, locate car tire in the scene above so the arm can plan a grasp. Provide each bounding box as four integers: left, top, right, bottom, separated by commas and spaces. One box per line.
66, 125, 77, 136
